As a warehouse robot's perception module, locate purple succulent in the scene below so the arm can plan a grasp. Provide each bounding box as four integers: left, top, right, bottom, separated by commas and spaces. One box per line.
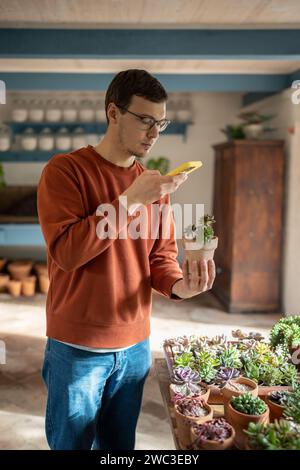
175, 396, 208, 417
192, 418, 233, 443
215, 367, 240, 388
173, 366, 200, 383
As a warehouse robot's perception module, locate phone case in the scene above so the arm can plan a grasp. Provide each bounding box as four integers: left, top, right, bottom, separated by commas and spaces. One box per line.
166, 161, 203, 176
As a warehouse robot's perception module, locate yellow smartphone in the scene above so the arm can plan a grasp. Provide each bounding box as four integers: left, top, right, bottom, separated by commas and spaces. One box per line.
166, 161, 203, 176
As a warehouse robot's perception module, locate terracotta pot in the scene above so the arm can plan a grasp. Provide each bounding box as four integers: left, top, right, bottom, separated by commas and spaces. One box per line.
0, 258, 7, 272
7, 260, 33, 281
265, 393, 284, 422
39, 274, 50, 294
182, 237, 218, 274
227, 402, 269, 450
0, 273, 10, 293
7, 280, 22, 297
200, 382, 223, 405
21, 275, 36, 297
221, 377, 258, 419
34, 262, 48, 277
258, 385, 293, 401
170, 382, 210, 403
174, 402, 213, 449
190, 422, 236, 450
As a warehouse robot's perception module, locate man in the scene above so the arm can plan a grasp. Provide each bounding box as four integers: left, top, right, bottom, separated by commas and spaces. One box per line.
37, 69, 215, 450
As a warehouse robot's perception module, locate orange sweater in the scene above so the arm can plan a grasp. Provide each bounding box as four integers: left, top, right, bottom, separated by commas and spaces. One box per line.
37, 145, 183, 348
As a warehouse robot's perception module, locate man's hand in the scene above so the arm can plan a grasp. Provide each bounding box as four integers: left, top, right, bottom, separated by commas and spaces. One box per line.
122, 170, 188, 209
172, 259, 216, 299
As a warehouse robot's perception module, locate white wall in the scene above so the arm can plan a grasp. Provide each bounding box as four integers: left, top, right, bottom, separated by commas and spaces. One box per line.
240, 89, 300, 314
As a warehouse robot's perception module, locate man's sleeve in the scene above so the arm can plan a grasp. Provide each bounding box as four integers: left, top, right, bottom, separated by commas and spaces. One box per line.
149, 194, 184, 300
37, 159, 136, 272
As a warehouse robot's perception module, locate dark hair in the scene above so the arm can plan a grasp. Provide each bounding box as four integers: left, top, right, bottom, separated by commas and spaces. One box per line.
105, 69, 168, 124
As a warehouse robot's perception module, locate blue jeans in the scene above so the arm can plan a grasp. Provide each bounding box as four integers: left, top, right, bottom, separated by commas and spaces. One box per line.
42, 337, 152, 450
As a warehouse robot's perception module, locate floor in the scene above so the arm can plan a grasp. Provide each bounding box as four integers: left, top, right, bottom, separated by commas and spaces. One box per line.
0, 291, 281, 450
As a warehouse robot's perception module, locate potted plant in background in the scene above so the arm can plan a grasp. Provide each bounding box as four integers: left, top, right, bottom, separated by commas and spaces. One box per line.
270, 315, 300, 370
173, 396, 213, 449
221, 124, 245, 141
227, 392, 269, 449
145, 156, 170, 175
238, 111, 275, 139
283, 387, 300, 424
190, 417, 235, 450
182, 214, 218, 275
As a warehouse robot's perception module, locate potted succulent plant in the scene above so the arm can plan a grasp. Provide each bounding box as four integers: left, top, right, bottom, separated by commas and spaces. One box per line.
190, 417, 235, 450
238, 111, 275, 139
283, 387, 300, 424
245, 419, 300, 450
182, 214, 218, 275
270, 316, 300, 370
266, 390, 290, 422
220, 124, 245, 141
221, 374, 258, 419
227, 393, 269, 449
170, 367, 210, 402
173, 396, 213, 449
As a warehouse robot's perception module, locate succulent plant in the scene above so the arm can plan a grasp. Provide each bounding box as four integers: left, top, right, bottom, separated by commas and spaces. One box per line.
231, 393, 267, 415
174, 351, 194, 368
183, 214, 216, 244
172, 366, 201, 395
232, 329, 264, 341
283, 388, 300, 423
270, 316, 300, 349
218, 346, 242, 369
245, 419, 300, 450
174, 396, 208, 417
214, 367, 240, 388
192, 418, 233, 443
268, 390, 290, 406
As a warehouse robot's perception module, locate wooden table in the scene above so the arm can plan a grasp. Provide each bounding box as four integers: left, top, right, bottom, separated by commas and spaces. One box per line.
154, 358, 224, 450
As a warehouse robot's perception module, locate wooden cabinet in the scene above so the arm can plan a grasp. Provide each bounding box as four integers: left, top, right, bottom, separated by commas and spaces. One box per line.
212, 140, 285, 313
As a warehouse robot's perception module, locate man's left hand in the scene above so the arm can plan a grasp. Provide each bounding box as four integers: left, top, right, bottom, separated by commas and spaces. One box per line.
171, 259, 216, 299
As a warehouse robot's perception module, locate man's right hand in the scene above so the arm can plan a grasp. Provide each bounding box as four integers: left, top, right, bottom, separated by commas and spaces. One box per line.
122, 170, 188, 207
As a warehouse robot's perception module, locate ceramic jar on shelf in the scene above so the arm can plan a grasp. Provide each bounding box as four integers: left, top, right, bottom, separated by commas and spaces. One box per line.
0, 124, 11, 151
56, 127, 72, 151
20, 128, 38, 151
11, 99, 28, 122
72, 127, 86, 149
28, 99, 44, 122
79, 99, 95, 122
45, 100, 62, 122
38, 127, 55, 151
62, 100, 78, 122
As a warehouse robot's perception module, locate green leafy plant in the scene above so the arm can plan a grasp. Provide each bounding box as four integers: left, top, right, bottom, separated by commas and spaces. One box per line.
238, 111, 275, 125
231, 393, 267, 415
270, 316, 300, 350
283, 388, 300, 423
174, 351, 194, 368
183, 214, 216, 244
245, 419, 300, 450
221, 124, 245, 140
218, 346, 242, 369
146, 156, 170, 175
194, 350, 219, 383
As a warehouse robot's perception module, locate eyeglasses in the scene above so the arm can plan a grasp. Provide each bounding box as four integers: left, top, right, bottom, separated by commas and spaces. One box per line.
116, 105, 171, 133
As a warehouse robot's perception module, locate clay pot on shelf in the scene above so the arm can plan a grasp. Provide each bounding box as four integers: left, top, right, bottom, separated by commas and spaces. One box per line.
34, 262, 48, 277
221, 377, 258, 419
21, 275, 37, 297
39, 274, 50, 294
265, 392, 286, 422
0, 274, 10, 293
7, 280, 22, 297
0, 258, 7, 272
7, 260, 33, 281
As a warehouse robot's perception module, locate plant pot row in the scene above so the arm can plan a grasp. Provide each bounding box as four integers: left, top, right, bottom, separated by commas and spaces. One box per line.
0, 259, 49, 296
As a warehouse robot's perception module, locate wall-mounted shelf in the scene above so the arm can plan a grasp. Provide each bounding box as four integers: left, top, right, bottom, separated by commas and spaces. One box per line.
0, 224, 44, 246
0, 121, 192, 162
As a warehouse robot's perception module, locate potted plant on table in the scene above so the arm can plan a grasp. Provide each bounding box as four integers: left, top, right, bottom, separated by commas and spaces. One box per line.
227, 392, 269, 449
265, 390, 290, 422
245, 419, 300, 450
182, 214, 218, 275
170, 366, 210, 402
190, 417, 235, 450
173, 396, 213, 449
